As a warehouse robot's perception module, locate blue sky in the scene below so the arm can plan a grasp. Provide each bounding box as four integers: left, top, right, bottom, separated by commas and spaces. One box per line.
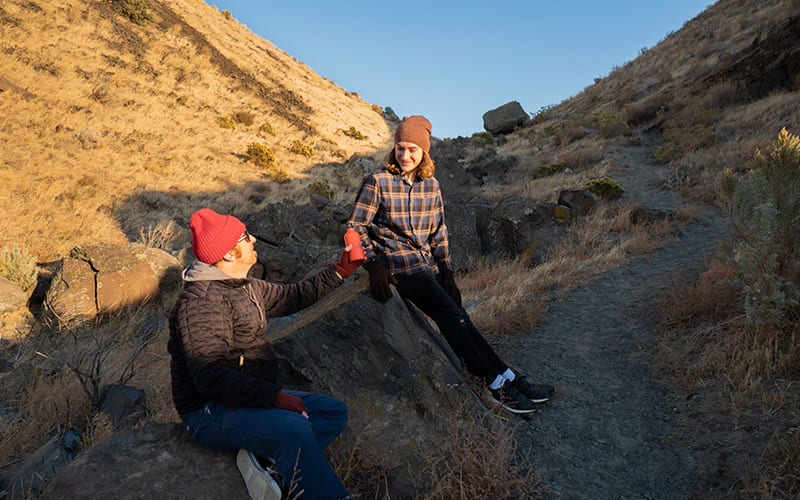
209, 1, 712, 139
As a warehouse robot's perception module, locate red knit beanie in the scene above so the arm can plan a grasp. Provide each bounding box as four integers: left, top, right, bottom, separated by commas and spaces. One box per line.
394, 115, 432, 152
189, 208, 246, 264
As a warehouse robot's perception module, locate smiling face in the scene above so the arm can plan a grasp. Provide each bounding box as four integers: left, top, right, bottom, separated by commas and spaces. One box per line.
394, 141, 424, 176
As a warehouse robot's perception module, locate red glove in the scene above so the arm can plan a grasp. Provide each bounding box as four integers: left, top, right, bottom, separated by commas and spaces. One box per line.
334, 249, 361, 279
273, 391, 307, 415
438, 268, 462, 307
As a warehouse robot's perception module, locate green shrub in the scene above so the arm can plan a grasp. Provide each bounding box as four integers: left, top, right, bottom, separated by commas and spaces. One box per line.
217, 116, 236, 130
259, 123, 275, 136
653, 143, 686, 164
470, 131, 493, 147
383, 107, 399, 122
725, 128, 800, 327
583, 177, 624, 200
0, 245, 38, 290
532, 163, 566, 179
343, 127, 366, 140
290, 140, 314, 157
247, 142, 276, 170
308, 179, 334, 200
592, 111, 631, 138
112, 0, 152, 24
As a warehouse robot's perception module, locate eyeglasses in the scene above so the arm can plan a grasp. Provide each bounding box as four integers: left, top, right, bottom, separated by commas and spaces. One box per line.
237, 231, 253, 244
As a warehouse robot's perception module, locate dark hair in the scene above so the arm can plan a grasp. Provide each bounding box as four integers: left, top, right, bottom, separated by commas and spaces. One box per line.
383, 148, 436, 179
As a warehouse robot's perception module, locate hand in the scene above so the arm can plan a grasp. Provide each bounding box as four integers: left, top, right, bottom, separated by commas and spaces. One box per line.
334, 248, 360, 279
438, 268, 462, 307
273, 391, 308, 418
365, 260, 398, 303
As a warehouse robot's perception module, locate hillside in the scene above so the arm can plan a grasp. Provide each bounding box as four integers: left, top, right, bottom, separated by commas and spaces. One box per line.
1, 0, 799, 497
0, 0, 392, 261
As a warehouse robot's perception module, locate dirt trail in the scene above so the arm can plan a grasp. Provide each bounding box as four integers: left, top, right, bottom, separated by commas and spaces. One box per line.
506, 136, 731, 499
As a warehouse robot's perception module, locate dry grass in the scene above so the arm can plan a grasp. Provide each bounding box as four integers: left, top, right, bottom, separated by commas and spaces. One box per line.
461, 201, 679, 336
656, 253, 800, 496
0, 306, 174, 465
0, 0, 391, 261
414, 415, 541, 499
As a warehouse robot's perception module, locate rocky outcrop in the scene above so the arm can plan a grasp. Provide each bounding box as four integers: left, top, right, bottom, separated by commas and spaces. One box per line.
704, 15, 800, 100
477, 197, 573, 264
34, 278, 485, 499
43, 244, 182, 327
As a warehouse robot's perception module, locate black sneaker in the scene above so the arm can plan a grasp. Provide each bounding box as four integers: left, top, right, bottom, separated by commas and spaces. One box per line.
489, 381, 537, 414
511, 376, 554, 403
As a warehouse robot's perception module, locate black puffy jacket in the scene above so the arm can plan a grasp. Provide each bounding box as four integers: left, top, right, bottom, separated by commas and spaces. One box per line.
168, 261, 342, 415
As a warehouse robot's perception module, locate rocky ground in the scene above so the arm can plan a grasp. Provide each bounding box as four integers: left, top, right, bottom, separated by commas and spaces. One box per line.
503, 136, 734, 499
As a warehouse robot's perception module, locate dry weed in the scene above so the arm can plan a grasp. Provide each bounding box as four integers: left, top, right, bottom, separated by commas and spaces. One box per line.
461, 201, 679, 336
414, 414, 541, 499
137, 219, 184, 251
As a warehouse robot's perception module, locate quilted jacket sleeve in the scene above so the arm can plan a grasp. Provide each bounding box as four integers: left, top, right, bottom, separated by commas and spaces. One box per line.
254, 265, 343, 318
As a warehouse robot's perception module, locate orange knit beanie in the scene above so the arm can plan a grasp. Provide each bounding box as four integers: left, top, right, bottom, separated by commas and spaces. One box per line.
394, 115, 432, 152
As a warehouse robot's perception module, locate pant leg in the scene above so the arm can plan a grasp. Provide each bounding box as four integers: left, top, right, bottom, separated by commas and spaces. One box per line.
181, 399, 349, 500
395, 272, 508, 382
286, 391, 348, 450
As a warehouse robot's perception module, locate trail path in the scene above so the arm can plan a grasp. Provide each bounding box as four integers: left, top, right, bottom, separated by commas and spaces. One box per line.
506, 136, 731, 499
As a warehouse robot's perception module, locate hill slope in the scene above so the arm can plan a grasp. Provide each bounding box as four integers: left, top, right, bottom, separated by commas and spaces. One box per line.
0, 0, 392, 260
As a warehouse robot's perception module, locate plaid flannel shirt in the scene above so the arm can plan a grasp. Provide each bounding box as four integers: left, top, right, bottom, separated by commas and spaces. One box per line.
347, 168, 452, 275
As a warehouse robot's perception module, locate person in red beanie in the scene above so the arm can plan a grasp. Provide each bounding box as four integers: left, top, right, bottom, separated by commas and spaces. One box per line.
168, 208, 359, 499
347, 115, 554, 416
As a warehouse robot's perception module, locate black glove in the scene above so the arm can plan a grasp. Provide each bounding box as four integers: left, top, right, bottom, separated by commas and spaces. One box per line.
365, 260, 398, 303
438, 268, 462, 307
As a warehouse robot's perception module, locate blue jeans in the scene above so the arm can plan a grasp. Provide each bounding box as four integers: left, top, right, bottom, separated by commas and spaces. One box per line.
181, 391, 349, 499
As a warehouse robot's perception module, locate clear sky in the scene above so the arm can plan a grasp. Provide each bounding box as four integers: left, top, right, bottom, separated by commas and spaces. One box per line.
209, 1, 713, 139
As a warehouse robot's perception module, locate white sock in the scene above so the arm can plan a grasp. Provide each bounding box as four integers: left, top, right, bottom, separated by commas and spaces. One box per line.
488, 374, 505, 390
502, 368, 516, 382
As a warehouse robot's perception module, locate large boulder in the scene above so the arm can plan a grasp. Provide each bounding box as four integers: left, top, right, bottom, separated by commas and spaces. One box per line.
476, 197, 572, 263
482, 101, 530, 135
43, 244, 182, 327
37, 424, 247, 500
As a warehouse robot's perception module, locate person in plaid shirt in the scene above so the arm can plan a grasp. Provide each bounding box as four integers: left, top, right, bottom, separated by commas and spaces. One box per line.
347, 115, 554, 415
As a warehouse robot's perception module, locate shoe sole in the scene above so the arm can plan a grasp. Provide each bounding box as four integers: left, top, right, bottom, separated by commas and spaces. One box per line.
236, 449, 282, 500
531, 396, 550, 404
489, 395, 537, 414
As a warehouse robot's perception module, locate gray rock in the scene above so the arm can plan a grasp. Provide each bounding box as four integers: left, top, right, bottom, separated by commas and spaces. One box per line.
482, 101, 530, 135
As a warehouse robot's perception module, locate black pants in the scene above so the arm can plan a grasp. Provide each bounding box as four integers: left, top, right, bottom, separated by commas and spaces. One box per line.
394, 271, 508, 384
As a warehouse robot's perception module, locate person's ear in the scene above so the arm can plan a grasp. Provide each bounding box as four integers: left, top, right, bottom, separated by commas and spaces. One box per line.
221, 248, 237, 262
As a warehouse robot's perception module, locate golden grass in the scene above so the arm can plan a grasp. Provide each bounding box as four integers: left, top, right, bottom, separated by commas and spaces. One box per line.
461, 201, 679, 336
0, 0, 391, 261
